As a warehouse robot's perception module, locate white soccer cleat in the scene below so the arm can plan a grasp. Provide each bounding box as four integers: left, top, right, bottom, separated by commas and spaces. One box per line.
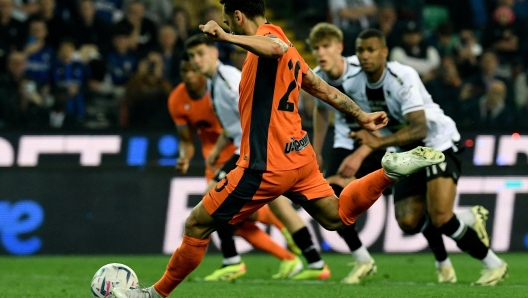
472, 261, 508, 286
382, 146, 445, 180
341, 259, 377, 284
437, 265, 457, 283
471, 205, 490, 247
112, 286, 164, 298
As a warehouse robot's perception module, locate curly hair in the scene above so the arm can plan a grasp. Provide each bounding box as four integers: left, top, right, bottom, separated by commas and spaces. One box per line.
220, 0, 265, 19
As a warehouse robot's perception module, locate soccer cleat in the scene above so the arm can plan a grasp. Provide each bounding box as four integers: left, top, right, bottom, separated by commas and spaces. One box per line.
272, 256, 303, 279
437, 265, 457, 283
382, 146, 445, 180
112, 286, 164, 298
291, 264, 331, 280
203, 262, 247, 281
280, 227, 302, 255
472, 261, 508, 286
341, 259, 377, 284
471, 205, 490, 247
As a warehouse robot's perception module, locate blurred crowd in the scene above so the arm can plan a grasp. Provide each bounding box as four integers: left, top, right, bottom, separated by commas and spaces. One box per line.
1, 0, 528, 131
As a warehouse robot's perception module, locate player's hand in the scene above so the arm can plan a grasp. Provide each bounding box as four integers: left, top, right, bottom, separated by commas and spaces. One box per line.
176, 157, 189, 174
356, 111, 388, 131
206, 151, 220, 172
337, 153, 363, 178
199, 20, 229, 42
349, 130, 383, 150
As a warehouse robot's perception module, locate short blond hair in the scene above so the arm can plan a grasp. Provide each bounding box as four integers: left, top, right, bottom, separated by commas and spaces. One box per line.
307, 22, 343, 48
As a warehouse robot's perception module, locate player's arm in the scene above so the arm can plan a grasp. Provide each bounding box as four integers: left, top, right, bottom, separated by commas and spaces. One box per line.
301, 69, 388, 131
312, 102, 330, 168
207, 130, 231, 170
176, 125, 195, 174
350, 110, 427, 150
199, 20, 287, 58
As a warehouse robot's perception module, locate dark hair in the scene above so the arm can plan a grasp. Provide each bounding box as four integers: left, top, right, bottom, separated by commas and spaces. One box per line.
357, 28, 386, 46
180, 51, 190, 62
220, 0, 265, 19
184, 34, 216, 50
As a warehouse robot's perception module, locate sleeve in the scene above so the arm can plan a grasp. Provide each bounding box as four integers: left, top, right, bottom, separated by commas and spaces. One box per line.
167, 89, 187, 126
397, 69, 426, 115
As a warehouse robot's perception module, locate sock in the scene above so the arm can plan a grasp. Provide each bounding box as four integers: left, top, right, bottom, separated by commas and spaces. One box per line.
216, 225, 239, 261
439, 215, 488, 260
308, 260, 325, 269
154, 235, 209, 297
255, 205, 285, 230
481, 250, 503, 268
351, 246, 372, 263
421, 216, 448, 262
291, 227, 323, 268
222, 255, 242, 266
235, 221, 295, 261
455, 210, 475, 227
338, 169, 394, 225
337, 224, 363, 252
435, 258, 452, 269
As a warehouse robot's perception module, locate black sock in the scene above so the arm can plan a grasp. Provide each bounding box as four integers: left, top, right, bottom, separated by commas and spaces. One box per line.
330, 184, 344, 197
292, 227, 322, 267
421, 216, 448, 262
440, 215, 488, 260
337, 223, 362, 251
216, 224, 239, 261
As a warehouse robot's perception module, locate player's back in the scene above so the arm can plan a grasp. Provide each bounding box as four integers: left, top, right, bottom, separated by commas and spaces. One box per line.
237, 23, 315, 171
167, 83, 236, 161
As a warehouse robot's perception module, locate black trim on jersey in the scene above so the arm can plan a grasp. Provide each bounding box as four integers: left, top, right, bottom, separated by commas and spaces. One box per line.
211, 169, 263, 223
249, 58, 278, 170
349, 62, 360, 67
386, 66, 403, 85
343, 69, 363, 81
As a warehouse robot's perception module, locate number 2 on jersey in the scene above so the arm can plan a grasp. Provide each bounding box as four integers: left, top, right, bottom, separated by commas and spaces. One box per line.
278, 59, 300, 112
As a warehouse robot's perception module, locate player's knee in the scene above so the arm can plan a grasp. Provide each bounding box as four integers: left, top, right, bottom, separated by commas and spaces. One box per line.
397, 214, 422, 234
184, 209, 215, 239
319, 218, 344, 231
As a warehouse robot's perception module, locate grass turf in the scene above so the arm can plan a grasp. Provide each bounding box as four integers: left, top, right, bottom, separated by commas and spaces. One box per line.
0, 253, 526, 297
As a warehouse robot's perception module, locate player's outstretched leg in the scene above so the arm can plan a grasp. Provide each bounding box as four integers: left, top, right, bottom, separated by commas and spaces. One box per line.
268, 196, 331, 280
331, 183, 376, 284
113, 202, 217, 298
203, 224, 247, 281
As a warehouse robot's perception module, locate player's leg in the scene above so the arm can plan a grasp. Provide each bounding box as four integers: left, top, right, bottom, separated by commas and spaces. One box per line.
253, 204, 302, 255
393, 170, 455, 283
202, 224, 247, 281
234, 221, 303, 279
267, 196, 330, 280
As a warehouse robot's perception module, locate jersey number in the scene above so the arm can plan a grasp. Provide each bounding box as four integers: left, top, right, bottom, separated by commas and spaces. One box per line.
278, 59, 301, 112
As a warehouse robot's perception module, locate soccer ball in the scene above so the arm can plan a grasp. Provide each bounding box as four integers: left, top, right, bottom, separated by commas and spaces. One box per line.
91, 263, 139, 298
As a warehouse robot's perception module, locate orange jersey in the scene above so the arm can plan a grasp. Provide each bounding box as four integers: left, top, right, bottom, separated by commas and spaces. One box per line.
168, 83, 237, 170
237, 23, 315, 171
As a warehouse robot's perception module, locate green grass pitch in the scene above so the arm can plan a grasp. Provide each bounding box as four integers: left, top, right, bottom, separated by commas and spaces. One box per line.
1, 253, 527, 297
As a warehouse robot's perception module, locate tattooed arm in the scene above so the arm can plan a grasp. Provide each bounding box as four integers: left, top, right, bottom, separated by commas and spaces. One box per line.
301, 69, 388, 131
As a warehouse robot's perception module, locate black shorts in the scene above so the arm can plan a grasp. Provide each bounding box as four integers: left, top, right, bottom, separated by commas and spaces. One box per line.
213, 154, 239, 182
324, 147, 386, 179
393, 148, 462, 203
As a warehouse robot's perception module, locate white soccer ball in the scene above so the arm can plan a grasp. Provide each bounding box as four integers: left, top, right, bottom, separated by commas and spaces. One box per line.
91, 263, 139, 298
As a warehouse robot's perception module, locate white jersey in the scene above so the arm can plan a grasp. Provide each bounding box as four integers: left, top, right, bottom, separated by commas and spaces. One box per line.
315, 56, 460, 152
210, 62, 242, 154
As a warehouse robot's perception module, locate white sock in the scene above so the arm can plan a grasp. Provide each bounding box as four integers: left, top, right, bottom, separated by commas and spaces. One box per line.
455, 210, 475, 227
222, 255, 242, 266
351, 245, 372, 263
435, 258, 453, 269
482, 250, 503, 268
307, 260, 325, 269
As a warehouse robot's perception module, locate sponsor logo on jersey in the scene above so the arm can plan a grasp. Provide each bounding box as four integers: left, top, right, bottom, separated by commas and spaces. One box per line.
284, 134, 310, 154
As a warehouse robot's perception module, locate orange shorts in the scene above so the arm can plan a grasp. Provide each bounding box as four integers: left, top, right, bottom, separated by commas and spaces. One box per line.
203, 158, 334, 224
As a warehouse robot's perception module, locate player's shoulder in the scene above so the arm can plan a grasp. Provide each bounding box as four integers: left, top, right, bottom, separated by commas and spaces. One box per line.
218, 63, 241, 78
344, 55, 362, 76
168, 83, 188, 103
386, 60, 420, 83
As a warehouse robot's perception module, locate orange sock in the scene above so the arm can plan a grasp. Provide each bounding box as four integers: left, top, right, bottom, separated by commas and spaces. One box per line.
338, 169, 393, 226
154, 235, 209, 297
235, 221, 295, 261
255, 205, 285, 230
